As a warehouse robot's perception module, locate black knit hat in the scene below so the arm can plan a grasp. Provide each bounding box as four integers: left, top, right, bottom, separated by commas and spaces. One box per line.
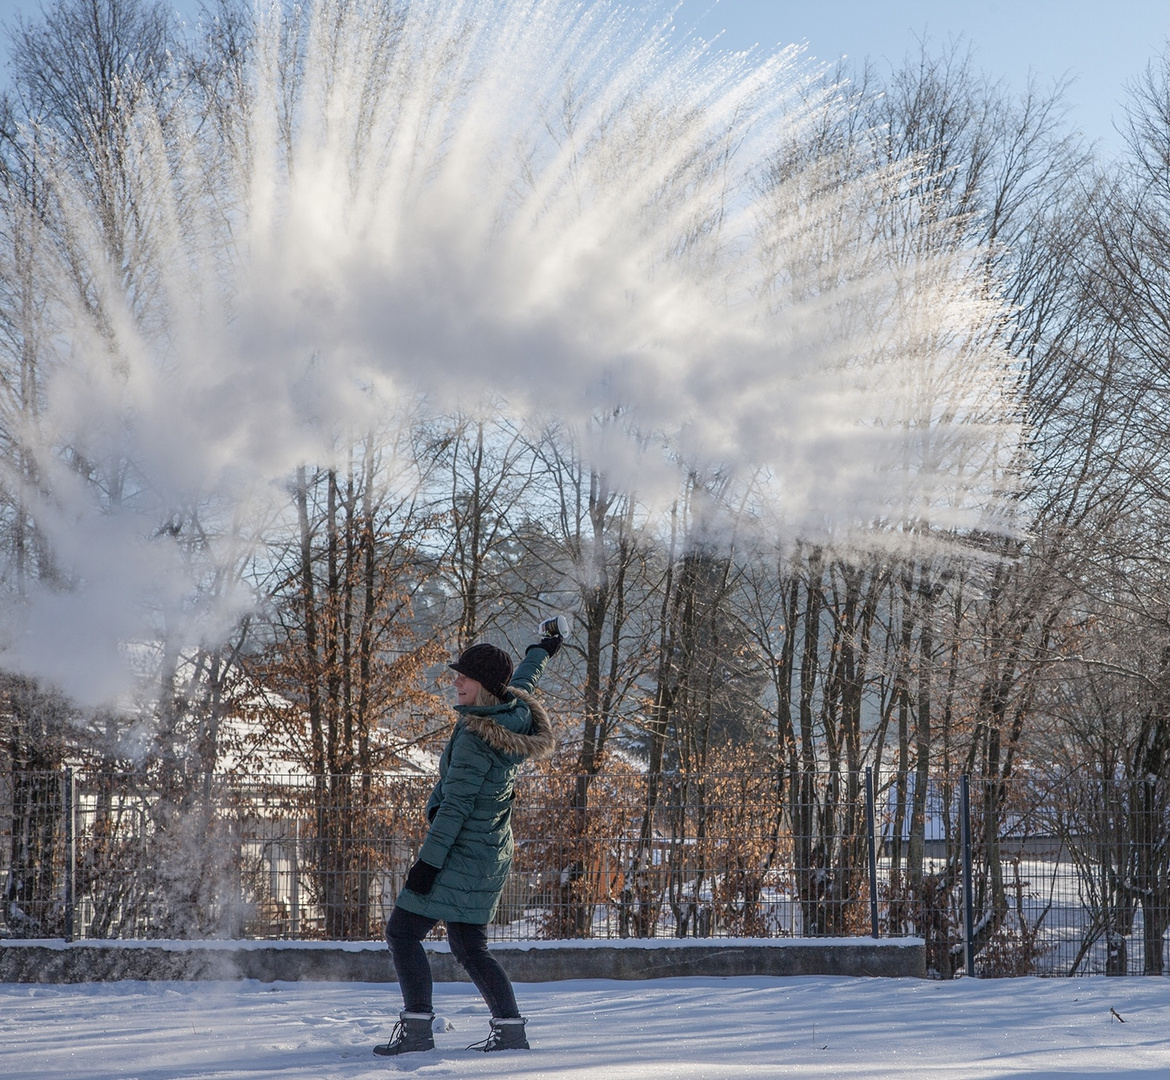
449, 642, 513, 700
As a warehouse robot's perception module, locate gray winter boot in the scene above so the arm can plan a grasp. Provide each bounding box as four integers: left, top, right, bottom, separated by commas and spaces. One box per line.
468, 1015, 530, 1052
373, 1011, 435, 1056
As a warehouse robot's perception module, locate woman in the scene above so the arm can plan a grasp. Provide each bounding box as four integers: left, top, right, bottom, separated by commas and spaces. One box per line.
374, 631, 559, 1056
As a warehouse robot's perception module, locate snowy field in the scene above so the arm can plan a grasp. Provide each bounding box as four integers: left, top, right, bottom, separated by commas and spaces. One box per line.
1, 975, 1166, 1079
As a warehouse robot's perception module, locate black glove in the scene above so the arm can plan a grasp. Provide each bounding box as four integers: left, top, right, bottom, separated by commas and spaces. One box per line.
404, 859, 441, 895
527, 635, 562, 658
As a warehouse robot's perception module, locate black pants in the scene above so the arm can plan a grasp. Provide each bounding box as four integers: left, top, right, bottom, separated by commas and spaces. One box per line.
386, 905, 520, 1018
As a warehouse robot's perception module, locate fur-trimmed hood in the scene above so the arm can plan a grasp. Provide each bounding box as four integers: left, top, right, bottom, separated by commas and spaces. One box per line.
458, 685, 556, 761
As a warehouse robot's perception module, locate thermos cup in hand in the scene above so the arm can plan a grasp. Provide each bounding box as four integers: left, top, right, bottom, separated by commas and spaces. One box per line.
537, 615, 571, 639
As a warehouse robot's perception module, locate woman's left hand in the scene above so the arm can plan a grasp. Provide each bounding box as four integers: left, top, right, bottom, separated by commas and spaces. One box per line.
404, 859, 441, 895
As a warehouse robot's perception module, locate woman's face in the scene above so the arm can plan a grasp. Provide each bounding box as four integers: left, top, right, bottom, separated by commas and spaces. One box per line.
454, 672, 483, 706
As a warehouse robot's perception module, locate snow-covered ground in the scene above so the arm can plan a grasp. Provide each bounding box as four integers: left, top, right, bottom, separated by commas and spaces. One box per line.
1, 975, 1166, 1079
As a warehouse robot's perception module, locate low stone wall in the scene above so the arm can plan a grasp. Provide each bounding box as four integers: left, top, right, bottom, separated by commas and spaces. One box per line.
0, 937, 924, 983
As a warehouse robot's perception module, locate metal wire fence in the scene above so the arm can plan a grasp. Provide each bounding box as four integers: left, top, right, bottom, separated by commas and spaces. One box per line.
1, 765, 1167, 977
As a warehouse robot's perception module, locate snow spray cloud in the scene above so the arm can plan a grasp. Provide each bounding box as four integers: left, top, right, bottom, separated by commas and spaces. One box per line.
0, 0, 1024, 704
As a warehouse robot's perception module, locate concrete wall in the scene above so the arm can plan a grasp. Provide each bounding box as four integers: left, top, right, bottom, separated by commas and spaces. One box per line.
0, 938, 925, 983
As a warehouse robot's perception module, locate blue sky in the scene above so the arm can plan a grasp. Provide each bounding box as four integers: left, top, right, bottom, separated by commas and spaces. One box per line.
686, 0, 1168, 159
0, 0, 1165, 159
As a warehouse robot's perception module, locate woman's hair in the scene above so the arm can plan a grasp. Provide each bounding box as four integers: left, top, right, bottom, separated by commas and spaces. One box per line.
474, 685, 503, 708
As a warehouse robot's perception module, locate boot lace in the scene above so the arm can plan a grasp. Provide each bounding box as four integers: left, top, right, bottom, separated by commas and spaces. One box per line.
378, 1019, 407, 1052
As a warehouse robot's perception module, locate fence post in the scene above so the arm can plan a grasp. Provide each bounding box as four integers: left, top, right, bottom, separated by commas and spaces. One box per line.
960, 773, 975, 977
63, 767, 76, 942
290, 818, 301, 939
865, 767, 880, 938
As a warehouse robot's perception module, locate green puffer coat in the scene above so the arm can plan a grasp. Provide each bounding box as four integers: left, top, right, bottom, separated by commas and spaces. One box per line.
395, 647, 556, 924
